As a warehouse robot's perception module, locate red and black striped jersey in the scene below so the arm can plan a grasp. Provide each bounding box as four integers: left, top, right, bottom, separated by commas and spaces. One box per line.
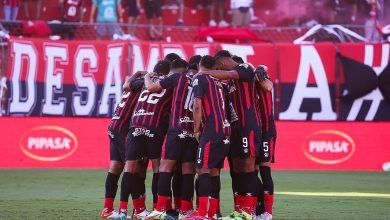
3, 0, 19, 6
108, 79, 143, 134
193, 74, 231, 137
63, 0, 83, 22
255, 81, 277, 138
228, 63, 262, 133
159, 73, 194, 133
131, 76, 173, 134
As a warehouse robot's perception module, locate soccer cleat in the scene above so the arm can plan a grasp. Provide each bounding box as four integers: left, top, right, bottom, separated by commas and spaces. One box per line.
179, 210, 194, 219
181, 211, 209, 220
134, 209, 151, 220
145, 210, 167, 220
213, 212, 222, 219
257, 212, 272, 220
237, 211, 253, 220
117, 211, 127, 220
218, 211, 241, 220
100, 208, 119, 219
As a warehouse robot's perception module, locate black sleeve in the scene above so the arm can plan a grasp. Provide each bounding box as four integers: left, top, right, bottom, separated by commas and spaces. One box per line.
130, 78, 144, 92
235, 63, 255, 81
193, 75, 207, 98
159, 74, 178, 89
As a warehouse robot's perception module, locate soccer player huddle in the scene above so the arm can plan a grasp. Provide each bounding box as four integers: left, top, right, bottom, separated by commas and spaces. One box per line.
102, 50, 277, 220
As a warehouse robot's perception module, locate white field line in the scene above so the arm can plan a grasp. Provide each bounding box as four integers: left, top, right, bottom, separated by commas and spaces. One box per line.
277, 192, 390, 199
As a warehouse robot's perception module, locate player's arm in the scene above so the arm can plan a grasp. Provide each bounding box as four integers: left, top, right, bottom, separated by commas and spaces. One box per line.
202, 70, 240, 80
123, 71, 147, 91
192, 76, 206, 141
255, 65, 273, 92
144, 72, 163, 92
193, 97, 202, 142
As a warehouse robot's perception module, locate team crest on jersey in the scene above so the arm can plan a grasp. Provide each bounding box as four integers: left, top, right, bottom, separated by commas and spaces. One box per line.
223, 120, 231, 128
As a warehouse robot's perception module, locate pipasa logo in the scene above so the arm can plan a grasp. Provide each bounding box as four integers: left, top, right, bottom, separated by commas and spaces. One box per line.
20, 126, 78, 162
302, 130, 355, 165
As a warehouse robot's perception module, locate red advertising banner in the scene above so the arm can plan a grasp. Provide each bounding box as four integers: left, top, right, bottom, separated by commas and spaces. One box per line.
1, 118, 389, 171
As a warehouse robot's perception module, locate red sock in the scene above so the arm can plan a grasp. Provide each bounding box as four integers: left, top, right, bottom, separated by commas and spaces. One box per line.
153, 203, 157, 210
234, 194, 242, 212
216, 198, 220, 212
167, 197, 173, 211
196, 196, 199, 209
180, 200, 193, 213
156, 196, 168, 212
104, 198, 115, 211
197, 197, 208, 216
174, 197, 181, 210
208, 198, 218, 218
264, 194, 274, 214
133, 197, 146, 214
119, 201, 128, 213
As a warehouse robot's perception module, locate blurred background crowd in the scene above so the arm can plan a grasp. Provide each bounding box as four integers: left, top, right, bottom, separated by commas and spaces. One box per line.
0, 0, 388, 40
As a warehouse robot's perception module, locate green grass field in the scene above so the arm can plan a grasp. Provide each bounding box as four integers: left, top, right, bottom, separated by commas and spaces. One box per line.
0, 170, 389, 220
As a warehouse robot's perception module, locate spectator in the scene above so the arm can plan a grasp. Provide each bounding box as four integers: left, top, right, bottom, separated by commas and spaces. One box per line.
362, 0, 382, 41
21, 0, 42, 19
59, 0, 84, 39
90, 0, 124, 39
126, 0, 141, 36
209, 0, 229, 27
231, 0, 252, 27
144, 0, 163, 40
164, 0, 184, 25
2, 0, 19, 21
0, 76, 7, 116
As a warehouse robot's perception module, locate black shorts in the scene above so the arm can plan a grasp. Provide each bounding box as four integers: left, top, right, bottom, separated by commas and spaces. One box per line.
230, 128, 261, 158
256, 135, 276, 164
196, 134, 230, 169
161, 132, 198, 163
144, 0, 162, 19
128, 0, 140, 17
108, 130, 127, 163
126, 127, 164, 160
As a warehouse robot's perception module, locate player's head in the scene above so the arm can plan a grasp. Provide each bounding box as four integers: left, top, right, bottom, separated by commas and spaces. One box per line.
199, 55, 216, 71
232, 55, 244, 64
170, 58, 189, 74
153, 60, 171, 76
164, 53, 181, 63
214, 50, 237, 70
188, 55, 202, 73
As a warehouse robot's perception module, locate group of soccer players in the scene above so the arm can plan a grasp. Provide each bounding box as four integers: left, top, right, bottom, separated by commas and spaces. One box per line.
101, 50, 277, 220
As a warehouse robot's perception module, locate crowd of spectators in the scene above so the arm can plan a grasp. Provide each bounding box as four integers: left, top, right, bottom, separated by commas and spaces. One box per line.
0, 0, 388, 41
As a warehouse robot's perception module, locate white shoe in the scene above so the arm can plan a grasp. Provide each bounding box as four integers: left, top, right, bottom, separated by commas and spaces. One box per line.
257, 212, 272, 220
209, 19, 217, 27
219, 20, 229, 27
134, 209, 151, 220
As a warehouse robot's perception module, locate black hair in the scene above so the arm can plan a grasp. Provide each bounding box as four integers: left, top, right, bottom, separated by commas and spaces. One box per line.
189, 55, 202, 65
200, 55, 216, 70
164, 53, 181, 63
153, 60, 171, 75
170, 58, 189, 70
232, 55, 244, 64
214, 50, 232, 60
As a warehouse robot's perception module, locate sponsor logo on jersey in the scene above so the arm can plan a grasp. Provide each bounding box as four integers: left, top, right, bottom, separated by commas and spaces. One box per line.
179, 116, 194, 124
302, 130, 355, 165
178, 131, 195, 139
20, 126, 78, 162
132, 128, 154, 138
133, 109, 154, 117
